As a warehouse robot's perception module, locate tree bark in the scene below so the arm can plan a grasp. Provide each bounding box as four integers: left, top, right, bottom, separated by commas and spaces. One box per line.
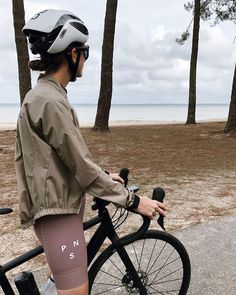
225, 63, 236, 133
93, 0, 118, 131
186, 0, 201, 124
12, 0, 31, 105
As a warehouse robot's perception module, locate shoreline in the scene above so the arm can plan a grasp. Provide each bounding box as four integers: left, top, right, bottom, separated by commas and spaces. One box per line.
0, 119, 227, 131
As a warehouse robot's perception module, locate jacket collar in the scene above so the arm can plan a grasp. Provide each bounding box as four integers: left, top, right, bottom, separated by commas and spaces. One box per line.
38, 74, 67, 96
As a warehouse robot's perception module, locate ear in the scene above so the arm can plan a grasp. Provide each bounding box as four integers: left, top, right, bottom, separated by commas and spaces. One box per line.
71, 48, 78, 63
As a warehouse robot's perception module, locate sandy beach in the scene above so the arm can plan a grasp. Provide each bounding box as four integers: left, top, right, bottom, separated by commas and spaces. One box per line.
0, 123, 17, 131
0, 121, 236, 280
0, 118, 227, 131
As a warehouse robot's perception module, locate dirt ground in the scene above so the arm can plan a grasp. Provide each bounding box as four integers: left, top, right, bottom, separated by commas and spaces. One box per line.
0, 122, 236, 278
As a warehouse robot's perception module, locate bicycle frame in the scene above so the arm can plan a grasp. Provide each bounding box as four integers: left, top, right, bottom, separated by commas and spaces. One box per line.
0, 246, 44, 294
0, 203, 150, 295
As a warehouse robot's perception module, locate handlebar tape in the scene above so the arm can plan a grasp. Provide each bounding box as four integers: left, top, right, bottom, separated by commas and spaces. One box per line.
119, 168, 129, 187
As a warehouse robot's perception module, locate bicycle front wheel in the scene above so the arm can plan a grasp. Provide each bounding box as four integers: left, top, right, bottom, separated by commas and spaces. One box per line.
89, 230, 191, 295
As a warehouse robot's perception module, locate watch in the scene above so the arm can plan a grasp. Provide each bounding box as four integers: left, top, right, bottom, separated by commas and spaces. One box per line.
127, 194, 140, 210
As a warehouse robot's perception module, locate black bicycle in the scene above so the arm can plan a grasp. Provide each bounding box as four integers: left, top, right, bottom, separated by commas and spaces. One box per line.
0, 170, 191, 295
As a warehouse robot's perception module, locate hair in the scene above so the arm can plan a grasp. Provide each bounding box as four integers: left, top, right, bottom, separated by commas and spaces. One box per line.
29, 52, 66, 73
28, 42, 84, 73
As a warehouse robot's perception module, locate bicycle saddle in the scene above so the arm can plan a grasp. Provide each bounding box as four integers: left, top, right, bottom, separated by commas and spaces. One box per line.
0, 207, 13, 215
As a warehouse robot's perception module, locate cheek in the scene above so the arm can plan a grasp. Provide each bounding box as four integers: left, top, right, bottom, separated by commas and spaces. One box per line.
78, 59, 85, 73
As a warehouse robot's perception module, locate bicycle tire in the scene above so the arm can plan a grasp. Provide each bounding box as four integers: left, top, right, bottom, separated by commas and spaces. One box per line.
89, 230, 191, 295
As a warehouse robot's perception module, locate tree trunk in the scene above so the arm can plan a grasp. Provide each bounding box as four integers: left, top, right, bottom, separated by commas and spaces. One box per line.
225, 63, 236, 133
93, 0, 118, 131
12, 0, 31, 105
186, 0, 201, 124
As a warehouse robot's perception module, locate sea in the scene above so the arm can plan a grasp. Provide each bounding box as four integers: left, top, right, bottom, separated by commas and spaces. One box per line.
0, 103, 229, 126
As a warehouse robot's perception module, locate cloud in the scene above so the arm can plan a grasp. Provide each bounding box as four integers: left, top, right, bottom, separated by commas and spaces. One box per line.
109, 17, 235, 104
0, 0, 235, 105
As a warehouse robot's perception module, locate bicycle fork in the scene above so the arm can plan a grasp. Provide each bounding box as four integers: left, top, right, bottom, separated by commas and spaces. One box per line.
116, 246, 148, 295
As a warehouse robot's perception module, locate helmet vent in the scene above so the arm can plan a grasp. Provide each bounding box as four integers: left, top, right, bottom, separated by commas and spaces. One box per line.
70, 22, 88, 35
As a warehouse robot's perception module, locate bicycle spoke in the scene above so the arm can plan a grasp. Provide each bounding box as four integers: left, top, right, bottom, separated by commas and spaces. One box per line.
145, 238, 158, 274
108, 257, 125, 276
95, 268, 122, 282
152, 266, 183, 285
137, 237, 146, 272
147, 242, 167, 275
93, 284, 125, 295
149, 256, 181, 277
93, 282, 123, 287
150, 248, 176, 285
132, 241, 140, 268
146, 284, 166, 294
148, 283, 179, 294
152, 277, 183, 285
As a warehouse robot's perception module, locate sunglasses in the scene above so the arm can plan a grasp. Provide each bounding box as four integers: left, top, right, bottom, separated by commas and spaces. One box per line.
78, 45, 89, 60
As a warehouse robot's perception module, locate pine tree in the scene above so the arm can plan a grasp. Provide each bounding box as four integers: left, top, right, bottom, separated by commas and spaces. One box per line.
12, 0, 31, 105
93, 0, 118, 131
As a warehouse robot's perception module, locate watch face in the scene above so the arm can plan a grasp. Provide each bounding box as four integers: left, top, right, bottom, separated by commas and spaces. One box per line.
127, 195, 135, 207
128, 200, 133, 206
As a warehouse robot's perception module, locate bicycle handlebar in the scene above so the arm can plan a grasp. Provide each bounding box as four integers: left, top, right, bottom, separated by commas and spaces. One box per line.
119, 167, 129, 187
152, 187, 166, 230
92, 168, 166, 238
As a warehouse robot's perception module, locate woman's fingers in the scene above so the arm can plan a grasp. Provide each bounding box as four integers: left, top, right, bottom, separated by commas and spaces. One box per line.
110, 173, 125, 184
156, 207, 167, 217
136, 197, 168, 219
155, 201, 167, 216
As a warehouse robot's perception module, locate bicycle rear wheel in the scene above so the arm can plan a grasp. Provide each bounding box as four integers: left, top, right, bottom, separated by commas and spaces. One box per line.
89, 230, 191, 295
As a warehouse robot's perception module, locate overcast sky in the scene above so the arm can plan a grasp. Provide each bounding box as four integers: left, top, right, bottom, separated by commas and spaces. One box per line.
0, 0, 235, 105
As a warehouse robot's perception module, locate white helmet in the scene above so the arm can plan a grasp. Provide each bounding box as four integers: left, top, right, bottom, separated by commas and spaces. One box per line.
23, 9, 89, 54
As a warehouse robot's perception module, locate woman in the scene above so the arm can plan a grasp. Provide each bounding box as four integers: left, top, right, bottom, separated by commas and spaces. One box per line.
15, 9, 167, 295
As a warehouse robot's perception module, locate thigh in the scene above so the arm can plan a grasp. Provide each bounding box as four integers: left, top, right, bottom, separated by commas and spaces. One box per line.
34, 201, 87, 290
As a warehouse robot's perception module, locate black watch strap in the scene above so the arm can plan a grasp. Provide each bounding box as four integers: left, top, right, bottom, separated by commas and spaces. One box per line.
127, 194, 140, 210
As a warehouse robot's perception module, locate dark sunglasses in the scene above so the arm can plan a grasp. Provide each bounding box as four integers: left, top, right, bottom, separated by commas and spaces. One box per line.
78, 45, 89, 60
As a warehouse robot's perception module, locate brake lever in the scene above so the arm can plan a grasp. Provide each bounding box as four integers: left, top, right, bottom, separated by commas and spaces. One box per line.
152, 187, 166, 231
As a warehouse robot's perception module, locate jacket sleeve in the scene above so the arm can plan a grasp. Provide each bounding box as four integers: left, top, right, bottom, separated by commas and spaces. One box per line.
39, 99, 130, 207
86, 171, 131, 207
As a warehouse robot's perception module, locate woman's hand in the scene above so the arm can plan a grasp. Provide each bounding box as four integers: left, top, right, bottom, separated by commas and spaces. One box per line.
109, 172, 167, 219
110, 173, 125, 184
135, 196, 167, 219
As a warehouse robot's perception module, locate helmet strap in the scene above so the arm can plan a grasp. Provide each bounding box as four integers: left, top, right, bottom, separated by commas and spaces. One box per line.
65, 49, 81, 82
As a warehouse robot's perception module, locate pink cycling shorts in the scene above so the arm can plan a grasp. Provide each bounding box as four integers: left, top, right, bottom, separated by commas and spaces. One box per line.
33, 198, 87, 290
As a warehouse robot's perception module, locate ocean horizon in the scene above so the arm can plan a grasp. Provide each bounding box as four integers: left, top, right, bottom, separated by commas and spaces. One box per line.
0, 103, 230, 124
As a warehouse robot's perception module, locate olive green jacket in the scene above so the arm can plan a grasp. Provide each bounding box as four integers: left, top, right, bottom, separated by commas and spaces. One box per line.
15, 75, 130, 228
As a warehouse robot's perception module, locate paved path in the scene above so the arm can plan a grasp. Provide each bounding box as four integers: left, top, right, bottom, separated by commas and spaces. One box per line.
173, 214, 236, 295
